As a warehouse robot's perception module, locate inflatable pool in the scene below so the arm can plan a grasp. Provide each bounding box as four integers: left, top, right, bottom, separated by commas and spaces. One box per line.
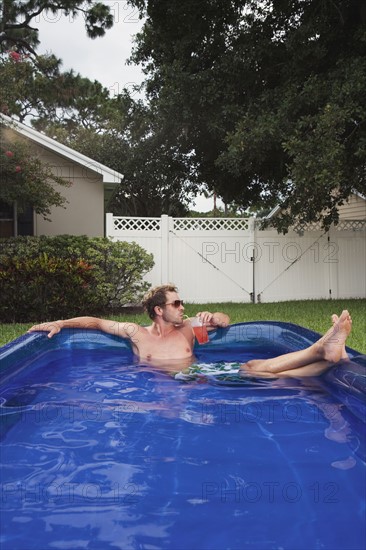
0, 322, 365, 550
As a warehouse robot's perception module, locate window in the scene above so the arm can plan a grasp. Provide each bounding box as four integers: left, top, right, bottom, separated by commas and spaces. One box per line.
0, 200, 34, 236
0, 201, 14, 237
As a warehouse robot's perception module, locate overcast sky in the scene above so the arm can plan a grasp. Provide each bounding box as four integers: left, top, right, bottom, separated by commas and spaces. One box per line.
35, 3, 219, 212
36, 2, 145, 96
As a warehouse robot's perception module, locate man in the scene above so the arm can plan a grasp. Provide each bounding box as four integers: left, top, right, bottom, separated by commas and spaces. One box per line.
28, 284, 230, 367
28, 284, 352, 378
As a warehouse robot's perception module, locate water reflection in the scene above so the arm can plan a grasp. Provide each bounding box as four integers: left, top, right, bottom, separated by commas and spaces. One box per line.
0, 352, 365, 550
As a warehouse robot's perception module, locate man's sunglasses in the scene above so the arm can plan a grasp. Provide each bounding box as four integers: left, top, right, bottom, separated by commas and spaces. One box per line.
164, 300, 184, 308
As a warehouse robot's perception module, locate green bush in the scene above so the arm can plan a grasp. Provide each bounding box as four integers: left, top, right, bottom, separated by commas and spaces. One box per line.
0, 236, 154, 322
0, 254, 97, 322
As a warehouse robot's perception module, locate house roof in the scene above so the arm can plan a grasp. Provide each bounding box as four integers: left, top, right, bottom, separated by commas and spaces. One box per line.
1, 114, 123, 185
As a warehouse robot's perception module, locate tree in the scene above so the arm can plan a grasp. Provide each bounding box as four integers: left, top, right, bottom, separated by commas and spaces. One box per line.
0, 44, 124, 132
108, 134, 198, 217
0, 130, 71, 220
1, 50, 65, 121
0, 1, 116, 123
0, 0, 113, 57
128, 0, 366, 231
0, 1, 115, 123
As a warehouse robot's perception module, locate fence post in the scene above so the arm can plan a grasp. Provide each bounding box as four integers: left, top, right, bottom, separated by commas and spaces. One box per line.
249, 217, 257, 303
106, 212, 114, 239
161, 214, 169, 283
327, 226, 338, 299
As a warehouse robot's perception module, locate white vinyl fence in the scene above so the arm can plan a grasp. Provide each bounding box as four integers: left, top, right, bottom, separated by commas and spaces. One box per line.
106, 214, 366, 303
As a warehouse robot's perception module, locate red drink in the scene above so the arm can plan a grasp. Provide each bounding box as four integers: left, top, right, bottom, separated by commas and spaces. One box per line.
193, 325, 209, 344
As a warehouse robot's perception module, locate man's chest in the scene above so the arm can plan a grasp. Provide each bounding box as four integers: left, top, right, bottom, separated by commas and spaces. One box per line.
137, 329, 193, 358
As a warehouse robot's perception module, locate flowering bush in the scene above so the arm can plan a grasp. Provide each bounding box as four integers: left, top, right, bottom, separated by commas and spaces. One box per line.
0, 138, 70, 219
8, 51, 22, 63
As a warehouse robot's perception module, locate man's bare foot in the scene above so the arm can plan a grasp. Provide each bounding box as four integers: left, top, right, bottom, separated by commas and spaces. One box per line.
321, 310, 352, 363
331, 314, 350, 360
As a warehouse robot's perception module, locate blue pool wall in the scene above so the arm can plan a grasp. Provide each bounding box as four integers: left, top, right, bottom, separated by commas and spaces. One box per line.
1, 322, 365, 476
0, 320, 363, 363
0, 320, 364, 368
1, 323, 365, 416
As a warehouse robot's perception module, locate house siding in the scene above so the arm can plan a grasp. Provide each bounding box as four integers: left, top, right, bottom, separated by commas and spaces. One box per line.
34, 147, 105, 237
2, 127, 106, 237
337, 194, 366, 220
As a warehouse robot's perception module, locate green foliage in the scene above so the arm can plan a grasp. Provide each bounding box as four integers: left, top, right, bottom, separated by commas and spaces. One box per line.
0, 134, 70, 217
0, 1, 115, 124
0, 235, 154, 322
0, 254, 97, 322
4, 0, 364, 226
128, 0, 366, 231
0, 49, 115, 123
107, 127, 199, 217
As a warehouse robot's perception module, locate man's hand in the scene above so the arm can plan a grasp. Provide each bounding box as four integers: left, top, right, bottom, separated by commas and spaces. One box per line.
28, 321, 62, 338
195, 311, 230, 328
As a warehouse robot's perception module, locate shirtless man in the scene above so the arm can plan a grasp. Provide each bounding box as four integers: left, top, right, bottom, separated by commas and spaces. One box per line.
28, 284, 352, 378
28, 284, 230, 368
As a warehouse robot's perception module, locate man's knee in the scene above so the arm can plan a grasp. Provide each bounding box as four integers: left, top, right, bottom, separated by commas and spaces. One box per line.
245, 359, 259, 370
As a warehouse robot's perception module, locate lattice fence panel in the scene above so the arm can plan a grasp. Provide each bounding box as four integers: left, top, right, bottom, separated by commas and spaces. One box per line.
335, 220, 366, 231
261, 219, 366, 233
113, 217, 161, 231
173, 217, 250, 231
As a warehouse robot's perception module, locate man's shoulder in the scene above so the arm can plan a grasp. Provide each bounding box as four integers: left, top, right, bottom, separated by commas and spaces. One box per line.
180, 320, 194, 334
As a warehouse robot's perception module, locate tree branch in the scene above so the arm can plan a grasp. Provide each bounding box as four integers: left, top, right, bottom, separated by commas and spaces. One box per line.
0, 34, 38, 56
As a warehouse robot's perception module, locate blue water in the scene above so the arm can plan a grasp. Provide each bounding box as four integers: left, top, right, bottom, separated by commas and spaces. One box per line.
0, 325, 365, 550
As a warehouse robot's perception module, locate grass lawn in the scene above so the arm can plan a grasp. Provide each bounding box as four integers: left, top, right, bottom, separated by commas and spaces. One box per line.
1, 298, 365, 353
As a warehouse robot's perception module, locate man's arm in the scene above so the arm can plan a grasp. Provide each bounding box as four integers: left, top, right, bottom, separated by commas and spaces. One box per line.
28, 316, 140, 341
193, 311, 230, 330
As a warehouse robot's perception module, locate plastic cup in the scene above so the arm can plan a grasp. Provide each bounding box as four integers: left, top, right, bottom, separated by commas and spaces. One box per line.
191, 317, 209, 344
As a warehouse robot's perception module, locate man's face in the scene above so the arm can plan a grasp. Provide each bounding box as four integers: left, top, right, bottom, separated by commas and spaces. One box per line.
160, 291, 185, 324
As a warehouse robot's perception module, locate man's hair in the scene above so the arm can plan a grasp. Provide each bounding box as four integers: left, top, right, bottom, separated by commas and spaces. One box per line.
142, 284, 178, 320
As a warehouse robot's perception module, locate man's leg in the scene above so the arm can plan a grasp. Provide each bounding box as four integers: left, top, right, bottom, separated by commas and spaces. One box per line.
265, 361, 331, 378
240, 310, 352, 377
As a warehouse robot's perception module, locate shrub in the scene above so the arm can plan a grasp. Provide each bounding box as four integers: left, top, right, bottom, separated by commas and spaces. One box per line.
0, 254, 97, 322
0, 236, 154, 322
